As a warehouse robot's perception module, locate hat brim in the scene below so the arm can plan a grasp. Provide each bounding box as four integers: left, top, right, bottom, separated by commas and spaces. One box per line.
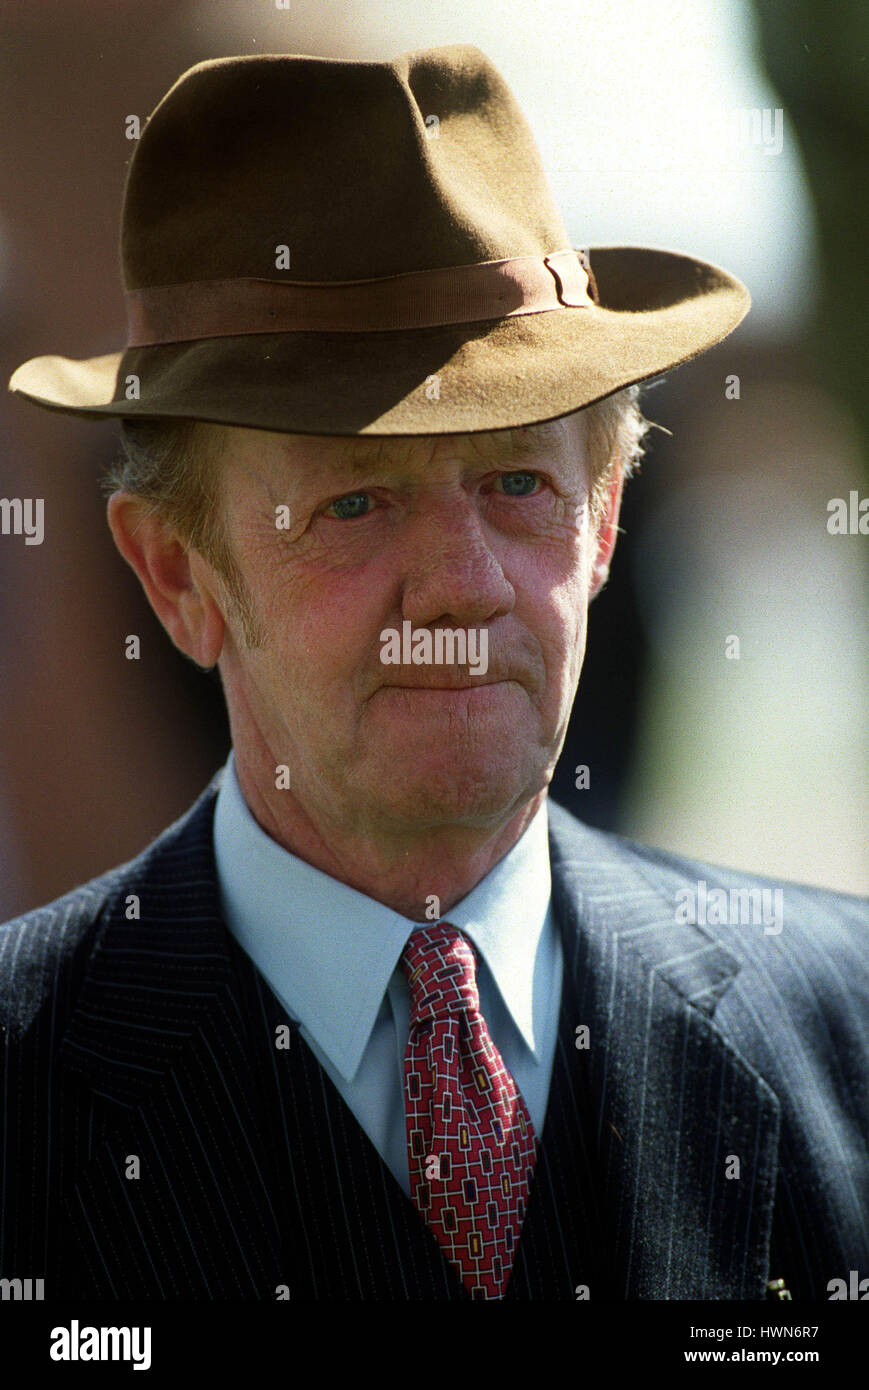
8, 247, 748, 435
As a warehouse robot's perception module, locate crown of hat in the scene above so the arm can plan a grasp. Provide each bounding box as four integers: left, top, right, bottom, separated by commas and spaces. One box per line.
121, 46, 573, 292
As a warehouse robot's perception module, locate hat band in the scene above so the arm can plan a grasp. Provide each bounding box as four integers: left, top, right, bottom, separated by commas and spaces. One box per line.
124, 250, 594, 345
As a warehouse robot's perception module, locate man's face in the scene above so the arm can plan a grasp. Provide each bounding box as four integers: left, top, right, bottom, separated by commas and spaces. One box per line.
212, 414, 612, 839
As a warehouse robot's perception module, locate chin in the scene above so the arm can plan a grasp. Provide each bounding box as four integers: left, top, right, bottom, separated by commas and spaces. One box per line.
371, 760, 542, 830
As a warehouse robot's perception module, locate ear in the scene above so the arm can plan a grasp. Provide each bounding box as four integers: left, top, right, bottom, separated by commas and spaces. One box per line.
106, 492, 226, 668
589, 467, 625, 599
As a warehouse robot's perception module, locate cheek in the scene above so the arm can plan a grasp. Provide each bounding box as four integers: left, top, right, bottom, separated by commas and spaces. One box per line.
525, 563, 592, 714
253, 560, 392, 691
544, 595, 588, 690
512, 534, 591, 642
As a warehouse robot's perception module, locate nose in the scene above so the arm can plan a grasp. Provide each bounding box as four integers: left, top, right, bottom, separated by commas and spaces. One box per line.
399, 490, 515, 629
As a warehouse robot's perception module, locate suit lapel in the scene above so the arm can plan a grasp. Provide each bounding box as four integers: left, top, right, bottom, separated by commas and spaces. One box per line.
547, 801, 781, 1299
56, 779, 283, 1299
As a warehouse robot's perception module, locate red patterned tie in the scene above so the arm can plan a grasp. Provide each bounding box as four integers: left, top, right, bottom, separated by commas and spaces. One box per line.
400, 922, 539, 1299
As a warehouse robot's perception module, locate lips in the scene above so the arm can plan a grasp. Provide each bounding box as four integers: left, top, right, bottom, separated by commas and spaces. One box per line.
379, 677, 511, 691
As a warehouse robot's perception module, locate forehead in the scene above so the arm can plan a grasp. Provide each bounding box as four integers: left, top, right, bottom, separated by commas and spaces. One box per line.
217, 413, 585, 480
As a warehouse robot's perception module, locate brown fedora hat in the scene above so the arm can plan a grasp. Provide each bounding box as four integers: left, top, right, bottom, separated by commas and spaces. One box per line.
9, 45, 749, 436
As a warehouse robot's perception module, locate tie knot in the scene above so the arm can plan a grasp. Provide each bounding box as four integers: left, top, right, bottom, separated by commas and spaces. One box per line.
400, 923, 479, 1025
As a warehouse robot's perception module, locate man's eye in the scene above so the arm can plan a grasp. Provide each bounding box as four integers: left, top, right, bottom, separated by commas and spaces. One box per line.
326, 492, 372, 520
497, 471, 541, 497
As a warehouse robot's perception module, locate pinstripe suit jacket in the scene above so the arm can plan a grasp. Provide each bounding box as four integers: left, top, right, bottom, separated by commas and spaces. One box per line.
2, 775, 867, 1301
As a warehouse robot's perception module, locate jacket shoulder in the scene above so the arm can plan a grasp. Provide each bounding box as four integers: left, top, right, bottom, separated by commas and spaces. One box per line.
0, 777, 221, 1045
547, 796, 869, 955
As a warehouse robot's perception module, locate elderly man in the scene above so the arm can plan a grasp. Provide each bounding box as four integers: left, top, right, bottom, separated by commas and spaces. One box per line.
2, 46, 867, 1304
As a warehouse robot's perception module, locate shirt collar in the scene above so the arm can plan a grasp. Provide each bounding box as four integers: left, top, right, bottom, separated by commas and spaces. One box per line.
213, 751, 551, 1081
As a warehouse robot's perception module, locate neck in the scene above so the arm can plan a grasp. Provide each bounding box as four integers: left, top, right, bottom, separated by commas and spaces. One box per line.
231, 751, 546, 921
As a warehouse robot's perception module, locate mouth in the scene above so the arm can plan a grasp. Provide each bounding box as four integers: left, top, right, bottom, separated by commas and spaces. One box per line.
378, 677, 515, 692
371, 680, 525, 712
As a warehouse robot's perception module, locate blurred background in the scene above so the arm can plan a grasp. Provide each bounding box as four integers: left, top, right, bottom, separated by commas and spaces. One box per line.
0, 0, 866, 915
